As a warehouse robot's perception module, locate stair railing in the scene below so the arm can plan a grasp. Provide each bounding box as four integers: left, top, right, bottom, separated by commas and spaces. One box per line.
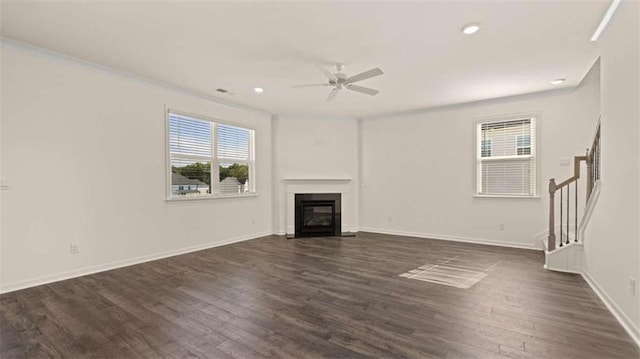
586, 122, 601, 199
547, 123, 600, 251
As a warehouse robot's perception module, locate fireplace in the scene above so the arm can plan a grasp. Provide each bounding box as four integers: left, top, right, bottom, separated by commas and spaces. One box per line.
295, 193, 341, 237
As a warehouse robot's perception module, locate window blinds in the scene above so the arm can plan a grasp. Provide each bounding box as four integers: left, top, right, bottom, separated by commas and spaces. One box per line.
477, 117, 536, 196
217, 124, 250, 161
167, 111, 255, 198
169, 113, 212, 157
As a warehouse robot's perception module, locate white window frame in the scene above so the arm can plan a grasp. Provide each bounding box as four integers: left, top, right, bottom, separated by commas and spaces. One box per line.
165, 109, 257, 201
474, 114, 539, 198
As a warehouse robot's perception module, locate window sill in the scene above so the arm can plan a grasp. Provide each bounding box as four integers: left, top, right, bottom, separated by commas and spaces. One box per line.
474, 194, 541, 199
166, 193, 259, 202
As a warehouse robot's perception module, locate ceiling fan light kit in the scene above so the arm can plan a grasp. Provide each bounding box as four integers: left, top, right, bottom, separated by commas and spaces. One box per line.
293, 63, 384, 102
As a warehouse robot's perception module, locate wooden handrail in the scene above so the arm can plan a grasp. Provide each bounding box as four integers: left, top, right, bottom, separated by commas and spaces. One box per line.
586, 123, 601, 199
551, 155, 587, 193
587, 149, 593, 200
548, 123, 601, 252
588, 122, 601, 160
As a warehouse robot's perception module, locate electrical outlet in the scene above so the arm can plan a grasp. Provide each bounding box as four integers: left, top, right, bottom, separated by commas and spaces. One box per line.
630, 277, 636, 296
387, 216, 393, 223
499, 224, 505, 231
251, 218, 256, 225
70, 243, 80, 254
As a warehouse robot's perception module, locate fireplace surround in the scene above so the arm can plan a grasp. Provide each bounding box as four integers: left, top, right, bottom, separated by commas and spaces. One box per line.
295, 193, 341, 237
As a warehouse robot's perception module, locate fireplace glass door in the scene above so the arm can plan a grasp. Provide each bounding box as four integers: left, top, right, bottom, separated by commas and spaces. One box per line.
300, 201, 335, 236
294, 193, 341, 238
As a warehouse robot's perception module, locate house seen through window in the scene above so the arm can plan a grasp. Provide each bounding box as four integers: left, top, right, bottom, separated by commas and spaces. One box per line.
481, 139, 492, 157
476, 117, 536, 197
168, 111, 255, 198
516, 134, 531, 155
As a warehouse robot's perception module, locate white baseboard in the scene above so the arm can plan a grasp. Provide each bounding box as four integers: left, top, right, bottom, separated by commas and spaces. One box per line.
0, 231, 273, 294
581, 270, 640, 348
543, 263, 583, 275
359, 227, 541, 251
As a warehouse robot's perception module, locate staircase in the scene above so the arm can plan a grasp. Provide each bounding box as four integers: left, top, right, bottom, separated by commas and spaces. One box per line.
544, 123, 600, 272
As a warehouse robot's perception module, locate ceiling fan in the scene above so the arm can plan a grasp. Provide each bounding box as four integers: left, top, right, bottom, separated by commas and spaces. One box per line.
292, 63, 384, 102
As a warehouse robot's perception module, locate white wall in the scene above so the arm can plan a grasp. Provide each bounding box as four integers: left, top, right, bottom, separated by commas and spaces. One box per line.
582, 0, 640, 341
272, 115, 359, 234
360, 68, 600, 249
0, 46, 273, 292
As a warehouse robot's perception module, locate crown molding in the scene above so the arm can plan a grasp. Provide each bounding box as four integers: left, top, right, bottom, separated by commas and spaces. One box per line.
0, 36, 271, 116
362, 87, 574, 121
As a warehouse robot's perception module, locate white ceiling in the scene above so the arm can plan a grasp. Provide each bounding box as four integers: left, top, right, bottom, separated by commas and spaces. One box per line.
1, 1, 606, 118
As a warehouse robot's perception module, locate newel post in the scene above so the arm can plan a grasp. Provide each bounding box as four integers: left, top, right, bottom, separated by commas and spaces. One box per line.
548, 178, 557, 251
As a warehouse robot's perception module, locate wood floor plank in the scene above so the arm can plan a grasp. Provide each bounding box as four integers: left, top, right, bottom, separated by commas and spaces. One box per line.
1, 233, 639, 358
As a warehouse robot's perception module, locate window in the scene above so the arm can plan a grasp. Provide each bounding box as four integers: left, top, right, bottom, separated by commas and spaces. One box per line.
476, 117, 536, 197
516, 134, 531, 155
167, 111, 255, 199
481, 139, 492, 157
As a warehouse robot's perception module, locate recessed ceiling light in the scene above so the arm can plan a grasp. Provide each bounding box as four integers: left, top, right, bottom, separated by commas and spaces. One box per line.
253, 87, 264, 93
550, 78, 566, 85
462, 23, 481, 35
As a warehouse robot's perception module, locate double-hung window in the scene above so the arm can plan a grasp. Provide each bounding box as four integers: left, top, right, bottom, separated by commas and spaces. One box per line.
167, 111, 255, 199
476, 116, 537, 197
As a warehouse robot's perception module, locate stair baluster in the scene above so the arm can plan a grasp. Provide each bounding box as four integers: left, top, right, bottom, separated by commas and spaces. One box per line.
547, 123, 600, 252
575, 181, 578, 242
560, 187, 563, 248
566, 184, 570, 245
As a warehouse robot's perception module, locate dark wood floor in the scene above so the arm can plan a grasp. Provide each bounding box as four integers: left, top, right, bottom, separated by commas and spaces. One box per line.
1, 233, 638, 359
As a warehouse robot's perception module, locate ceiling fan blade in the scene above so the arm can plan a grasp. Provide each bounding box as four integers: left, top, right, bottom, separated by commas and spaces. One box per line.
326, 88, 339, 102
291, 84, 329, 88
345, 68, 384, 84
346, 84, 379, 96
317, 65, 337, 81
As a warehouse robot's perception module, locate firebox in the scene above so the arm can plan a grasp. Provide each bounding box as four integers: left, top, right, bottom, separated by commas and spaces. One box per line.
295, 193, 341, 237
